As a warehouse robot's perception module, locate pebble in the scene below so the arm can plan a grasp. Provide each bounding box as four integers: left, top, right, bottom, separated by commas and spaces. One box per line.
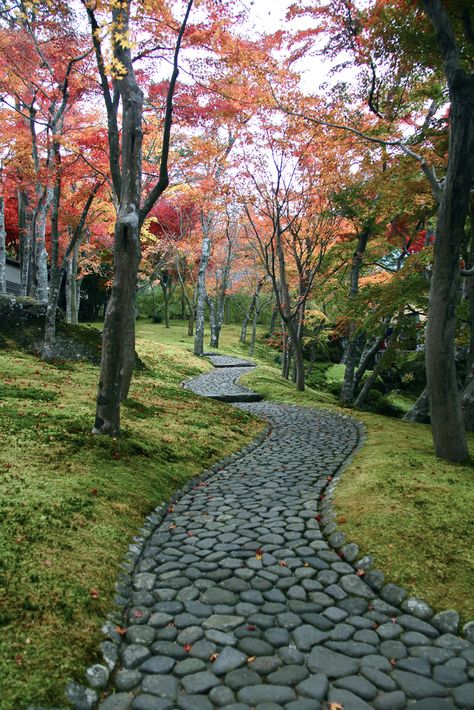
89, 356, 474, 709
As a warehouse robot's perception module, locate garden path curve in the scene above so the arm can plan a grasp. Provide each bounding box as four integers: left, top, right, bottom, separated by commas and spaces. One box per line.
97, 356, 474, 710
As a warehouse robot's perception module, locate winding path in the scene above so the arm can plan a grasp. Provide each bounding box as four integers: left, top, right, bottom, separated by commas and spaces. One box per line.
96, 356, 474, 710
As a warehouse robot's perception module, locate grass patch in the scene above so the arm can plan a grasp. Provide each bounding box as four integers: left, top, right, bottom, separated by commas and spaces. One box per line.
0, 323, 263, 709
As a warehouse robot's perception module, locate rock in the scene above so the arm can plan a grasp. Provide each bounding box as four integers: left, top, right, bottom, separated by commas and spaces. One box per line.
99, 694, 134, 710
212, 647, 247, 675
401, 597, 433, 620
181, 671, 220, 694
463, 621, 474, 644
85, 664, 109, 689
391, 670, 448, 699
327, 688, 373, 709
65, 682, 98, 710
340, 574, 376, 599
237, 685, 296, 704
307, 646, 358, 677
432, 610, 460, 635
202, 615, 244, 631
380, 583, 407, 607
334, 674, 378, 700
295, 673, 329, 700
140, 674, 178, 699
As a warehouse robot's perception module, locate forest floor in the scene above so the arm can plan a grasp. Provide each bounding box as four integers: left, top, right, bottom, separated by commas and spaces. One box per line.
0, 320, 473, 709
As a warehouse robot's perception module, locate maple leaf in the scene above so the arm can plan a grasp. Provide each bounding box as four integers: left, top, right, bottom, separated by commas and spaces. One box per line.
247, 656, 256, 663
184, 644, 192, 652
279, 560, 288, 567
356, 568, 365, 576
329, 703, 344, 710
247, 624, 256, 631
89, 588, 99, 599
15, 654, 23, 666
115, 626, 127, 636
210, 652, 219, 662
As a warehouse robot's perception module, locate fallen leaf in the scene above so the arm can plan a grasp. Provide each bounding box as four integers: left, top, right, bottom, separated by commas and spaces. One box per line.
247, 656, 256, 663
42, 559, 53, 568
255, 552, 263, 560
132, 610, 143, 619
390, 658, 397, 667
209, 652, 219, 662
356, 568, 365, 576
90, 488, 98, 496
337, 515, 347, 524
15, 655, 23, 666
279, 560, 288, 567
247, 624, 256, 631
115, 626, 127, 636
329, 703, 344, 710
90, 588, 99, 599
327, 475, 333, 481
183, 644, 192, 652
169, 523, 177, 530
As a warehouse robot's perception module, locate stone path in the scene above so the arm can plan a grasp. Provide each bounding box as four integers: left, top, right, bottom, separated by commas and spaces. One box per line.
94, 356, 474, 710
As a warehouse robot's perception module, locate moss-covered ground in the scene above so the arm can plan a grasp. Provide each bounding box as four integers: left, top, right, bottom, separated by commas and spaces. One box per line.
0, 322, 263, 709
1, 320, 473, 708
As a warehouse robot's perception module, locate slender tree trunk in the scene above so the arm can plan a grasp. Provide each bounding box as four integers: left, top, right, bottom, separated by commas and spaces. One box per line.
354, 315, 402, 409
18, 191, 31, 297
194, 213, 211, 356
340, 227, 369, 405
0, 197, 6, 294
240, 314, 250, 343
188, 307, 194, 336
269, 304, 278, 336
34, 188, 53, 302
161, 280, 170, 328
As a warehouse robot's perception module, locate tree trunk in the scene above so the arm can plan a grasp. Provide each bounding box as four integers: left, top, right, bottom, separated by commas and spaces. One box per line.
18, 190, 31, 296
422, 0, 474, 461
188, 307, 194, 336
403, 387, 431, 424
354, 316, 402, 409
194, 213, 211, 356
208, 298, 219, 348
240, 314, 250, 343
269, 304, 278, 336
34, 188, 53, 302
340, 227, 369, 405
0, 197, 6, 294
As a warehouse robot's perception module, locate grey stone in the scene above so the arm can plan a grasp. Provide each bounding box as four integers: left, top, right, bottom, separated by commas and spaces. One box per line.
267, 664, 309, 685
249, 655, 283, 674
397, 614, 439, 638
263, 628, 290, 647
132, 695, 172, 710
208, 685, 236, 706
149, 613, 173, 628
432, 610, 460, 635
432, 664, 468, 686
237, 638, 273, 656
396, 657, 432, 677
65, 682, 98, 710
307, 646, 358, 677
99, 694, 134, 710
327, 688, 373, 709
85, 664, 109, 689
334, 674, 378, 700
237, 685, 296, 704
408, 701, 457, 710
181, 671, 220, 694
140, 674, 178, 699
126, 626, 156, 645
295, 673, 329, 700
340, 543, 359, 562
174, 658, 206, 676
177, 695, 213, 710
401, 597, 433, 620
203, 614, 244, 630
453, 683, 474, 708
225, 668, 262, 689
115, 670, 142, 692
122, 645, 151, 670
340, 574, 376, 599
380, 583, 407, 607
212, 646, 247, 675
292, 624, 328, 651
391, 670, 448, 698
373, 691, 407, 710
361, 666, 397, 691
139, 656, 175, 674
463, 621, 474, 644
379, 640, 408, 660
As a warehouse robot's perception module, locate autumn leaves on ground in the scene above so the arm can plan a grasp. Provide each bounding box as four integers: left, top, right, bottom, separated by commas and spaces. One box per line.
0, 322, 473, 709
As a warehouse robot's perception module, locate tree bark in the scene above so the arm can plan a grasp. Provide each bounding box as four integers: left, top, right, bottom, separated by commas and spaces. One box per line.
18, 191, 31, 297
403, 387, 431, 424
422, 0, 474, 461
0, 197, 6, 294
194, 213, 211, 356
340, 227, 369, 405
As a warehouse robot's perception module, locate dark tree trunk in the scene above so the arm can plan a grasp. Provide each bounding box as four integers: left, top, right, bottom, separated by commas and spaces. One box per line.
422, 0, 474, 461
354, 317, 401, 409
18, 191, 31, 297
0, 197, 5, 294
340, 227, 369, 406
194, 214, 211, 356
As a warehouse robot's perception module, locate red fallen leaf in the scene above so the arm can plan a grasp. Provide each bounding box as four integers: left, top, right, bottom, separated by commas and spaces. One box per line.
326, 475, 333, 481
210, 652, 219, 662
15, 654, 23, 666
391, 617, 397, 624
90, 588, 99, 599
132, 609, 143, 619
167, 506, 174, 513
368, 604, 374, 611
247, 624, 256, 631
390, 658, 397, 667
315, 514, 321, 521
184, 644, 192, 652
255, 552, 263, 561
90, 488, 98, 496
371, 622, 379, 630
169, 523, 177, 530
319, 494, 325, 500
337, 549, 345, 558
186, 531, 194, 537
329, 703, 344, 710
356, 568, 365, 576
279, 560, 288, 567
115, 626, 127, 636
15, 536, 25, 544
112, 452, 121, 460
337, 515, 347, 524
3, 463, 12, 469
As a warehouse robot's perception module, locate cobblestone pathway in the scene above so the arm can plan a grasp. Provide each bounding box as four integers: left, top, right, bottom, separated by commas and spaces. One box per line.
96, 357, 474, 710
